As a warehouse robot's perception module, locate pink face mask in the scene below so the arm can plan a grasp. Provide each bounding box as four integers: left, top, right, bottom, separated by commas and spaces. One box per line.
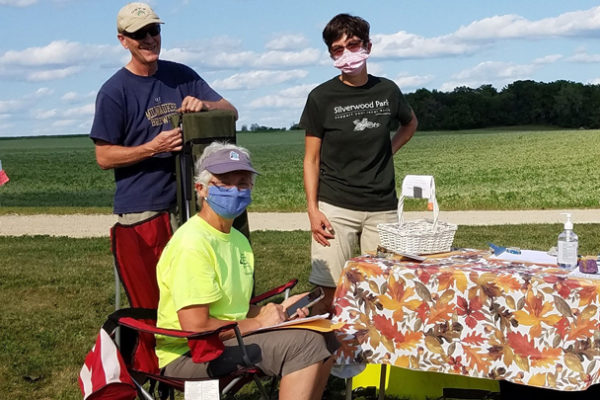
333, 48, 369, 75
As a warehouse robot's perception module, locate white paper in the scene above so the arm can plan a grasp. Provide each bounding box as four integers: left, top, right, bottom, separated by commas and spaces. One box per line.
185, 380, 220, 400
568, 269, 600, 280
401, 175, 435, 200
256, 313, 329, 331
489, 249, 557, 265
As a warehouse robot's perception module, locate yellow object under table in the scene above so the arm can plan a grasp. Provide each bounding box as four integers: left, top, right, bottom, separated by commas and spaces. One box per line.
352, 364, 499, 400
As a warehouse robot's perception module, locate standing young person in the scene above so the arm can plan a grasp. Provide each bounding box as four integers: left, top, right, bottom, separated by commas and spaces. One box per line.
300, 13, 418, 314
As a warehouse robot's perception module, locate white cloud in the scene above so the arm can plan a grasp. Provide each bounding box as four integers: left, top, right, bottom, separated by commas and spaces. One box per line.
61, 92, 80, 102
254, 49, 322, 68
372, 31, 478, 59
208, 51, 256, 68
0, 41, 115, 67
0, 99, 27, 113
51, 119, 78, 128
0, 88, 53, 113
32, 103, 93, 123
0, 0, 37, 6
533, 54, 563, 64
61, 90, 96, 103
34, 109, 57, 120
63, 103, 95, 117
248, 84, 316, 109
454, 6, 600, 40
440, 61, 537, 91
265, 34, 310, 51
164, 47, 322, 69
0, 41, 121, 82
567, 51, 600, 63
211, 69, 308, 90
33, 87, 53, 96
249, 94, 306, 109
393, 73, 435, 91
589, 78, 600, 85
27, 66, 82, 82
366, 62, 384, 76
372, 6, 600, 60
278, 83, 317, 98
454, 61, 535, 80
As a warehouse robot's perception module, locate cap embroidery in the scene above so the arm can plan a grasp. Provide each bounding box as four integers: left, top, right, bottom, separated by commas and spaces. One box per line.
229, 151, 240, 161
133, 7, 148, 16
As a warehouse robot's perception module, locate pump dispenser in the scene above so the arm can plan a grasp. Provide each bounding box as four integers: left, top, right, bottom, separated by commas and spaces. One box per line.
557, 213, 578, 269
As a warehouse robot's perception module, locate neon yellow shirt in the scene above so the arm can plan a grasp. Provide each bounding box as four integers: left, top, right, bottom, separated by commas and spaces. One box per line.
155, 215, 254, 368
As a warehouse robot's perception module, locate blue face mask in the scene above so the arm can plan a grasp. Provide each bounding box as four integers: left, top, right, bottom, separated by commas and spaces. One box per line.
205, 185, 252, 219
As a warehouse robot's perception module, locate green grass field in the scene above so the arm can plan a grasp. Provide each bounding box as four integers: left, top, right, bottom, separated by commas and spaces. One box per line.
4, 225, 600, 399
1, 128, 600, 213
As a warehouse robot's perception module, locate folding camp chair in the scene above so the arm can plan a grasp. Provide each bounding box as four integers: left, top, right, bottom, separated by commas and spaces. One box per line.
106, 212, 298, 399
170, 110, 250, 239
112, 111, 250, 310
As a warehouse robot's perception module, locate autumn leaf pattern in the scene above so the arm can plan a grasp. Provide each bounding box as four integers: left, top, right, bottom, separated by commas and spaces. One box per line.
332, 251, 600, 391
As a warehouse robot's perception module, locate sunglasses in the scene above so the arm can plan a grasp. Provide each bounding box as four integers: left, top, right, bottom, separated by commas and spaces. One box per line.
330, 39, 363, 58
123, 24, 161, 40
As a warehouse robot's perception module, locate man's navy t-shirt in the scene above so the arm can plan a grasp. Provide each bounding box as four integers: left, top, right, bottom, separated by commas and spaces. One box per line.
90, 60, 221, 214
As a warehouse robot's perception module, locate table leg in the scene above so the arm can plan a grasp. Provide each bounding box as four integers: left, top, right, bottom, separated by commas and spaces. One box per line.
378, 364, 387, 400
345, 378, 352, 400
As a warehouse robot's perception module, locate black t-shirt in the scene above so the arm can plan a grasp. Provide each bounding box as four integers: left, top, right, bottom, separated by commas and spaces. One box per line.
300, 75, 413, 211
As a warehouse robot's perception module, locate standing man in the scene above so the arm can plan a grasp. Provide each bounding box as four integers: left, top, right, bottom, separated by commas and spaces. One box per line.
300, 14, 418, 314
90, 2, 237, 228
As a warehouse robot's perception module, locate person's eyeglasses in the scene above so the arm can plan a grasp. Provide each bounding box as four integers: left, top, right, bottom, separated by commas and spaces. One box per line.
330, 39, 363, 58
209, 179, 253, 191
123, 24, 161, 40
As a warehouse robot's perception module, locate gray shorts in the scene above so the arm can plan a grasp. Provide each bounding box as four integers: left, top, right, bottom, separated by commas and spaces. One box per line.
162, 329, 339, 379
117, 208, 179, 231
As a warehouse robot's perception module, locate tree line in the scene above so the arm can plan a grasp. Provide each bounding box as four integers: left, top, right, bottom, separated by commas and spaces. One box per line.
404, 80, 600, 131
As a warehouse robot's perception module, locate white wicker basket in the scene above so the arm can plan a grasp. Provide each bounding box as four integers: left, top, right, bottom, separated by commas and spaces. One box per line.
378, 176, 457, 255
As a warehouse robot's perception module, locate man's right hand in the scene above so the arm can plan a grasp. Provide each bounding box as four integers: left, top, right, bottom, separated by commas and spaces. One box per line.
308, 208, 335, 247
149, 127, 183, 155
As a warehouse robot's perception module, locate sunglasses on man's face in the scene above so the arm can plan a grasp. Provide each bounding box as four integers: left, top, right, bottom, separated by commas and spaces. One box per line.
123, 24, 161, 40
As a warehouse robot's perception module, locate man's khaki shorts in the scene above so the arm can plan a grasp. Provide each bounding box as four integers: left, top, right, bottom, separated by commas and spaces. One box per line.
309, 201, 396, 288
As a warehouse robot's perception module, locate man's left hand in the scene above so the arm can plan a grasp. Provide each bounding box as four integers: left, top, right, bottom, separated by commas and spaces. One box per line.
179, 96, 204, 113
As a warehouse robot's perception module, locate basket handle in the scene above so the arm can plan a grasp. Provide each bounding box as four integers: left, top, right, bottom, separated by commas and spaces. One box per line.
397, 175, 439, 231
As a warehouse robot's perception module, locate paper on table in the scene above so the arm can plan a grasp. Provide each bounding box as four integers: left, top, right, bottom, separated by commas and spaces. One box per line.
489, 249, 557, 265
256, 313, 341, 332
568, 269, 600, 280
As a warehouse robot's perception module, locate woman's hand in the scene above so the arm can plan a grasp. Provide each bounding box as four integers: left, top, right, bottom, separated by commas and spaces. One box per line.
308, 208, 335, 247
254, 302, 286, 328
282, 293, 310, 319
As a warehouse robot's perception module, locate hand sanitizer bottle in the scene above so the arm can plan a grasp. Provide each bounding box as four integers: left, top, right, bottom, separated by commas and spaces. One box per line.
557, 213, 578, 269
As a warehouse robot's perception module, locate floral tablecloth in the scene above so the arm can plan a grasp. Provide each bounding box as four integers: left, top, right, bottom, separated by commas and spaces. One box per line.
332, 250, 600, 391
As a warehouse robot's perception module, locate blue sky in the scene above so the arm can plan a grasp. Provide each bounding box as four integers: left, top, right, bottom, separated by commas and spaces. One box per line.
1, 0, 600, 137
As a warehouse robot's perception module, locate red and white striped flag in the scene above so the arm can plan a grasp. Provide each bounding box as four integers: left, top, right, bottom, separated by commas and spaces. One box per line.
0, 160, 9, 186
78, 328, 136, 400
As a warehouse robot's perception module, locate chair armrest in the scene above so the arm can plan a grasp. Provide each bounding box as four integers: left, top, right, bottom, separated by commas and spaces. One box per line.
107, 308, 240, 363
250, 278, 298, 304
117, 316, 237, 339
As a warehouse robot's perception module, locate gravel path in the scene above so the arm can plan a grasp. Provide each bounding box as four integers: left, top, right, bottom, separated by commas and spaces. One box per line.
1, 209, 599, 238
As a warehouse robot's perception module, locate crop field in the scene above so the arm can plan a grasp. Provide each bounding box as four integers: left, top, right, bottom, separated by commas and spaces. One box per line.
1, 127, 599, 213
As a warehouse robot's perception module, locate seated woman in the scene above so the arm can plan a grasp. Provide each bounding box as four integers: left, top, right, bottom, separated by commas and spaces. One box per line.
155, 141, 338, 400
